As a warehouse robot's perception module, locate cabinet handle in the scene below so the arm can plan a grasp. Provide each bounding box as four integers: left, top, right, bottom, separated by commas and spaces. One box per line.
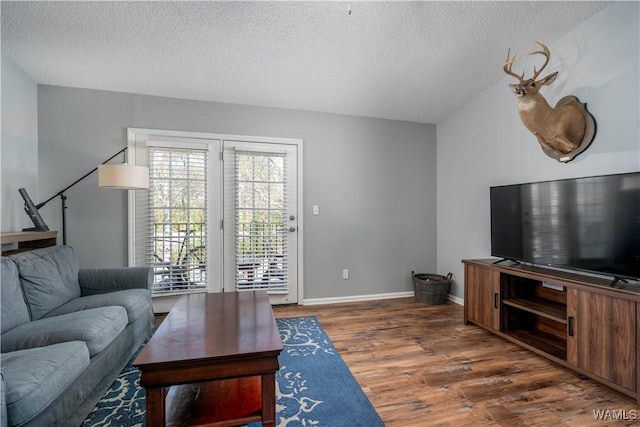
568, 316, 574, 337
494, 293, 499, 309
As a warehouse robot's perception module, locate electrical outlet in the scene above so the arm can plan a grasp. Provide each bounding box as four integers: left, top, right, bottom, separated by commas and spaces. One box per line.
342, 269, 349, 279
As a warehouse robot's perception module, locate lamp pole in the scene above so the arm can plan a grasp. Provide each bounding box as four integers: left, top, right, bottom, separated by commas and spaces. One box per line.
36, 147, 128, 245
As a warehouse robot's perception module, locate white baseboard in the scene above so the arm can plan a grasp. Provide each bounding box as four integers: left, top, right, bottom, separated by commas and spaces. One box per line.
152, 295, 182, 314
153, 291, 465, 311
303, 291, 414, 306
303, 291, 464, 307
448, 294, 464, 306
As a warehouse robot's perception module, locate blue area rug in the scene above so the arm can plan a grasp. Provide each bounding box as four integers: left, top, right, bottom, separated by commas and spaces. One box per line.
83, 316, 383, 427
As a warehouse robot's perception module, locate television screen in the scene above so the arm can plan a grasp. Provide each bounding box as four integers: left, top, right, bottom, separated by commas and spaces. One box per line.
490, 172, 640, 281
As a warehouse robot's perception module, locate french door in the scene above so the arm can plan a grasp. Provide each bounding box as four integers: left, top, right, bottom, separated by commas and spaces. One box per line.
223, 140, 299, 304
129, 128, 301, 309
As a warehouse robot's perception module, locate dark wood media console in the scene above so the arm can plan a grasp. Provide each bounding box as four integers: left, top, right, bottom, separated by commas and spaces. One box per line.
463, 259, 640, 402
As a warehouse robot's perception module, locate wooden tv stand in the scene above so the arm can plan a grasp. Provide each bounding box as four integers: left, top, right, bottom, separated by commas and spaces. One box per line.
463, 259, 640, 403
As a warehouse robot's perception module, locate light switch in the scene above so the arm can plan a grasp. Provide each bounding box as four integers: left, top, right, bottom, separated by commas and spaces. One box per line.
313, 205, 319, 215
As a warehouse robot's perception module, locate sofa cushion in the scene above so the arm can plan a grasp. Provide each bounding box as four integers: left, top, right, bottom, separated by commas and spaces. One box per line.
9, 246, 81, 320
1, 307, 127, 356
1, 341, 90, 427
45, 288, 152, 326
1, 258, 30, 333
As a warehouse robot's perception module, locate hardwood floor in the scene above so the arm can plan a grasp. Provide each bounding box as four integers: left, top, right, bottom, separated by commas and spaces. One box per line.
272, 298, 640, 427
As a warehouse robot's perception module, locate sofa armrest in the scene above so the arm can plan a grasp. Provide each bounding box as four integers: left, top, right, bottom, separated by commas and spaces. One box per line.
78, 267, 153, 296
1, 372, 7, 427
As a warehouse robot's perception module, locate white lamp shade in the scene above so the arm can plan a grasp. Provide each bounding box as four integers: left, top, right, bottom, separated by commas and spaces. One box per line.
98, 163, 149, 189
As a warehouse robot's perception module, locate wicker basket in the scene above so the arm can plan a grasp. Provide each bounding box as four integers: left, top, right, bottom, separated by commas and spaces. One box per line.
411, 271, 452, 305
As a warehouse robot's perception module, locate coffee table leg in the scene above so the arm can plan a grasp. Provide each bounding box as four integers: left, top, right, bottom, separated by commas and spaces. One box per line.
145, 386, 165, 427
261, 372, 277, 427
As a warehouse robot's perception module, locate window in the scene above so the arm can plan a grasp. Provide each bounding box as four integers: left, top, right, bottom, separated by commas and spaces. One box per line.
147, 145, 208, 295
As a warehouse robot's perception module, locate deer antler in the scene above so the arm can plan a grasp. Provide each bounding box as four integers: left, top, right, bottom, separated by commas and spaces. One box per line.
527, 40, 551, 81
503, 48, 524, 82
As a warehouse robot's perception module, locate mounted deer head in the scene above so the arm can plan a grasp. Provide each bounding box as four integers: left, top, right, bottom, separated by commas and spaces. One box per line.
504, 41, 595, 162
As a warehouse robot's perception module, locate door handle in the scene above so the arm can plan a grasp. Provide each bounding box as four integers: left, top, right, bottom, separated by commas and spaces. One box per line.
494, 293, 499, 309
568, 316, 574, 337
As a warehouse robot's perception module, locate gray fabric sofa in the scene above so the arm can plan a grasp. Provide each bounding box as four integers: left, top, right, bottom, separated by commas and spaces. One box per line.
0, 245, 154, 427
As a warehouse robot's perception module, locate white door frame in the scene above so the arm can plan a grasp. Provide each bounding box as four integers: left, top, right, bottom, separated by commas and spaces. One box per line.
127, 128, 304, 310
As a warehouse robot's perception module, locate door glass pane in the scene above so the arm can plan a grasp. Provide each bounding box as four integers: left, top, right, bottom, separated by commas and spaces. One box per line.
149, 148, 207, 295
235, 151, 287, 292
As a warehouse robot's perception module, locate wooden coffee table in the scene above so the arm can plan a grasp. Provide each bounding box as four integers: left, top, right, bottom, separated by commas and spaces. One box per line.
133, 291, 283, 427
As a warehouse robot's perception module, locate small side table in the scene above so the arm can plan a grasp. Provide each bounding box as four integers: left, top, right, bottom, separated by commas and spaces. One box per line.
1, 230, 58, 255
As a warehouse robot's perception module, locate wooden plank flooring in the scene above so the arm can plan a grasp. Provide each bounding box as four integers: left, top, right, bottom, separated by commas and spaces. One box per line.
272, 298, 640, 427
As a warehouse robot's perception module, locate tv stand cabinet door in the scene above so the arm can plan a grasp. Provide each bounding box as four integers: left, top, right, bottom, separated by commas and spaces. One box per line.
464, 263, 500, 330
567, 288, 637, 393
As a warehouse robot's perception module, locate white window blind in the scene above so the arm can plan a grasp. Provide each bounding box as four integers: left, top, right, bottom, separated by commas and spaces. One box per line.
148, 146, 208, 295
234, 150, 288, 292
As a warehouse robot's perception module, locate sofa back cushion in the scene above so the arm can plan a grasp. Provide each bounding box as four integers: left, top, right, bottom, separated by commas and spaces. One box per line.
9, 246, 81, 320
1, 258, 30, 333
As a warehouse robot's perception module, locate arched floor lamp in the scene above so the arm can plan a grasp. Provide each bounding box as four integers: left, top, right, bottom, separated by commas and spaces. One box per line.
33, 147, 148, 245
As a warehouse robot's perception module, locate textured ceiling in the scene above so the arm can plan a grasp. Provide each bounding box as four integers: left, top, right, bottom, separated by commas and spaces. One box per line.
1, 1, 610, 124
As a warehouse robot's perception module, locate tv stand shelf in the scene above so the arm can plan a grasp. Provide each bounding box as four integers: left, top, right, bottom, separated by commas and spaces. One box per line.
502, 298, 567, 323
504, 330, 567, 361
463, 259, 640, 403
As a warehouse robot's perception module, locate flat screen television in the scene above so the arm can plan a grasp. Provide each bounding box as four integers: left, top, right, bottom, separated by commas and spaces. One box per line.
490, 172, 640, 282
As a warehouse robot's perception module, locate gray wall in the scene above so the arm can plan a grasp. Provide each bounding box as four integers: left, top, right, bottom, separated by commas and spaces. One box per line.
436, 2, 640, 299
1, 54, 39, 232
37, 87, 437, 300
